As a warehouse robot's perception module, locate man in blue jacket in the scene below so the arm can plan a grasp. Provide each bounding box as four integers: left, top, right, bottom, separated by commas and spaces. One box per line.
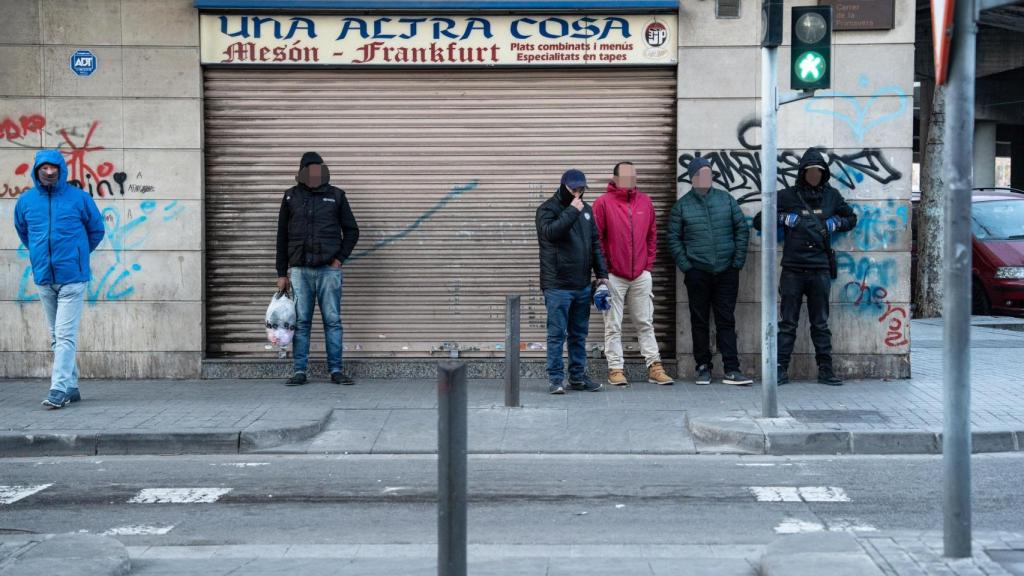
14, 150, 105, 409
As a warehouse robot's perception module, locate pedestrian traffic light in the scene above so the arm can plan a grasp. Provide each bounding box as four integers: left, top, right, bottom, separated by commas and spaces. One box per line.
790, 6, 832, 90
761, 0, 783, 47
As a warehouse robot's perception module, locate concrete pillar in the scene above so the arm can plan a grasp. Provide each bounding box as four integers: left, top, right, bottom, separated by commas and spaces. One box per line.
973, 121, 997, 188
1012, 127, 1024, 190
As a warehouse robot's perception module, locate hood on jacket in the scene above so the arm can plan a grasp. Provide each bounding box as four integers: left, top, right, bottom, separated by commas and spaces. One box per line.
796, 148, 831, 192
300, 151, 323, 168
296, 151, 331, 189
30, 149, 69, 194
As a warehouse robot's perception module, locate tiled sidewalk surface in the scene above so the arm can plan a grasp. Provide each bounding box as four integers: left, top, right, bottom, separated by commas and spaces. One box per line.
1, 319, 1022, 456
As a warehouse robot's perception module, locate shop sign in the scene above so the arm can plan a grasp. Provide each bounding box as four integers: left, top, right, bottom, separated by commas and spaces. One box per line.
200, 14, 677, 66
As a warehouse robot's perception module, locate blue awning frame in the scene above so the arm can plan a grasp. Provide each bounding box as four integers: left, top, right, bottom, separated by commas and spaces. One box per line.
194, 0, 678, 12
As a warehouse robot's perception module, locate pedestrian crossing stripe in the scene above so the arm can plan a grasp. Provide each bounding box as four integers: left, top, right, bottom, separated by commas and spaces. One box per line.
103, 524, 176, 536
128, 488, 232, 504
0, 484, 53, 505
750, 486, 850, 502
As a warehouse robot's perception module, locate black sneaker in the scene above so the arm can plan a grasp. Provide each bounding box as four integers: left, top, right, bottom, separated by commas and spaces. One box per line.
777, 366, 790, 385
331, 372, 355, 385
695, 364, 712, 385
723, 370, 753, 386
818, 368, 843, 386
549, 382, 566, 395
285, 372, 307, 386
569, 376, 603, 392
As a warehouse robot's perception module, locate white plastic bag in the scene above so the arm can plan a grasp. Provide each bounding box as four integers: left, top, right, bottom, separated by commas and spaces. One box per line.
265, 292, 296, 357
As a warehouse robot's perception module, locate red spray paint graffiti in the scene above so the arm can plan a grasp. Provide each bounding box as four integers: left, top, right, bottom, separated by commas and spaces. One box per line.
5, 118, 132, 198
1, 114, 46, 142
879, 303, 909, 348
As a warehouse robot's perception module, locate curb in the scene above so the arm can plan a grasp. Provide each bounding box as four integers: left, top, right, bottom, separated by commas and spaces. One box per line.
758, 532, 884, 576
0, 534, 129, 576
0, 410, 332, 458
687, 416, 1024, 455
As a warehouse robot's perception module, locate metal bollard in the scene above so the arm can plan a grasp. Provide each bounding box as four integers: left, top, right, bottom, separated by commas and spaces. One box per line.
504, 295, 521, 408
437, 362, 467, 576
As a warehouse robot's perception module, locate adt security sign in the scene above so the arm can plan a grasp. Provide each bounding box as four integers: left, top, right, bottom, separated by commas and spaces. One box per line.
70, 50, 97, 77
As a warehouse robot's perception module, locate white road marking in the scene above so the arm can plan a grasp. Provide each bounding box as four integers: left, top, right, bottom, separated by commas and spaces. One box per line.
750, 486, 802, 502
774, 517, 878, 534
750, 486, 850, 503
774, 518, 825, 534
103, 524, 175, 536
736, 463, 775, 467
382, 486, 408, 494
0, 484, 53, 505
797, 486, 850, 502
128, 488, 232, 504
213, 463, 269, 468
827, 519, 877, 532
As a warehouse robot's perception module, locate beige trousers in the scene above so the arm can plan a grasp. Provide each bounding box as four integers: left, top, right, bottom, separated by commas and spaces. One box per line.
603, 271, 661, 369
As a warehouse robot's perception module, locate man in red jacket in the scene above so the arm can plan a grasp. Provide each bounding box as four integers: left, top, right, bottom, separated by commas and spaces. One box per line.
593, 162, 674, 386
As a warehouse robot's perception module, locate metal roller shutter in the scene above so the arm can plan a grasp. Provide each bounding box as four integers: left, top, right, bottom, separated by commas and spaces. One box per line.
204, 67, 676, 359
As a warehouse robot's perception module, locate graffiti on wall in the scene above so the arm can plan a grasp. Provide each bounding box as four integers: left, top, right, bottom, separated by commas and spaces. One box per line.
836, 253, 908, 349
678, 80, 910, 202
803, 76, 910, 143
348, 180, 479, 261
2, 114, 158, 199
678, 117, 903, 204
16, 200, 186, 304
834, 200, 909, 251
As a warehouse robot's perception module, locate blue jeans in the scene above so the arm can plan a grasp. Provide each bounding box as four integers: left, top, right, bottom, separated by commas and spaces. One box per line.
544, 287, 591, 383
289, 266, 343, 374
37, 282, 86, 394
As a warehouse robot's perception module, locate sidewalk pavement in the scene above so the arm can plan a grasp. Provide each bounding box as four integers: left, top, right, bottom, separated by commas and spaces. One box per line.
2, 318, 1024, 458
0, 534, 129, 576
5, 530, 1019, 575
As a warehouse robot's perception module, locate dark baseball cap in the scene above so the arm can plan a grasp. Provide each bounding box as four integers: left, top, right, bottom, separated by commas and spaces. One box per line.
561, 169, 587, 190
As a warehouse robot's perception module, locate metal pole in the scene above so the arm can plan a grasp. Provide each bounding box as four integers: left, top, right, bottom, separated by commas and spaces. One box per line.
505, 295, 521, 408
760, 46, 779, 418
438, 362, 467, 575
942, 0, 976, 558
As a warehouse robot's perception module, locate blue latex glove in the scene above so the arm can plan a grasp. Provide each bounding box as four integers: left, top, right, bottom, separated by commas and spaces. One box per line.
594, 285, 611, 312
826, 216, 840, 233
779, 213, 800, 228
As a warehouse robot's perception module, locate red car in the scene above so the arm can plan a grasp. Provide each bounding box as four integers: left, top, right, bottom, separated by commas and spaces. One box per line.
912, 188, 1024, 316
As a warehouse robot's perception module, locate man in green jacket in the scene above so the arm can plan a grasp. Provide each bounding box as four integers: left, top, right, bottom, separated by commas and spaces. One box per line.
668, 157, 752, 386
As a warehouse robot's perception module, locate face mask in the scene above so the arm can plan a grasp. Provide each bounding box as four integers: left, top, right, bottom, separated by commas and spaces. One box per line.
37, 165, 59, 187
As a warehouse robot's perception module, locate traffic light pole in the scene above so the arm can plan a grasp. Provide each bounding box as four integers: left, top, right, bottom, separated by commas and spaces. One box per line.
942, 0, 977, 558
760, 48, 815, 419
760, 46, 780, 418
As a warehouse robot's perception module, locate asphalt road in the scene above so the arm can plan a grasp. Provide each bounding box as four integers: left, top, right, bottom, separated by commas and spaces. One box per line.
2, 453, 1022, 575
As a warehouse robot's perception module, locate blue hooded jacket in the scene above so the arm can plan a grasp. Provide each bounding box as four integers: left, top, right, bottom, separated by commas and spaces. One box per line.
13, 149, 105, 286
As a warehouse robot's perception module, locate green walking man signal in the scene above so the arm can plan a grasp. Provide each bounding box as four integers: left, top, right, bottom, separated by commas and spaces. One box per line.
791, 6, 832, 90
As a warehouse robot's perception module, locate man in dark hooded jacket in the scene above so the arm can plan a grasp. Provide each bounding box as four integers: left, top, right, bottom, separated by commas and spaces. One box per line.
536, 169, 609, 395
14, 149, 105, 409
276, 152, 359, 387
754, 148, 857, 385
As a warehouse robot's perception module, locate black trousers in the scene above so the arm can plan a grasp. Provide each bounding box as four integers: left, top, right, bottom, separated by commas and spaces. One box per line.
684, 268, 740, 372
778, 267, 833, 370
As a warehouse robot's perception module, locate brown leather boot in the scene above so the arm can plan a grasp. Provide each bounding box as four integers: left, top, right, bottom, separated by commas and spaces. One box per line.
647, 362, 674, 385
607, 369, 629, 386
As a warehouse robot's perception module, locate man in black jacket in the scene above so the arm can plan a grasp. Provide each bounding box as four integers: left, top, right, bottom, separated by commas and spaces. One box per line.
535, 169, 609, 395
276, 152, 360, 386
755, 148, 857, 385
